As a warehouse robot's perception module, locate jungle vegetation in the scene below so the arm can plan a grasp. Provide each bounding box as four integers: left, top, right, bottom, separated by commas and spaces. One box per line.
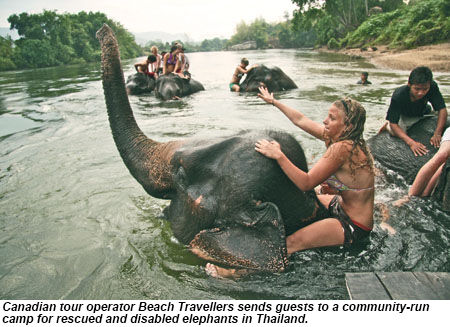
0, 1, 448, 71
0, 11, 142, 71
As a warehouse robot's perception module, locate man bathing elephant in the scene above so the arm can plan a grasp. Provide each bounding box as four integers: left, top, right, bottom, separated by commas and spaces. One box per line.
229, 58, 297, 93
370, 116, 450, 212
97, 24, 328, 273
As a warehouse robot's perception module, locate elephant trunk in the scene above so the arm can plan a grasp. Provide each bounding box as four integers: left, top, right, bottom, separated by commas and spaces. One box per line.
97, 24, 178, 198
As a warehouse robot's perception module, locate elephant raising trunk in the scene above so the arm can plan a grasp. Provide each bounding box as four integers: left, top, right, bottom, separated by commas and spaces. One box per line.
97, 24, 327, 272
97, 24, 181, 199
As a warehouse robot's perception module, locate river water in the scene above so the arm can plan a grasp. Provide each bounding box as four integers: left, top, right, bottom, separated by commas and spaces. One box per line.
0, 49, 449, 300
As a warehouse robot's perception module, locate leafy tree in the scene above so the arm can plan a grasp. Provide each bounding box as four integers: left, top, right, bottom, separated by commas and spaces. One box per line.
291, 0, 405, 47
343, 0, 449, 48
2, 10, 143, 71
0, 36, 16, 70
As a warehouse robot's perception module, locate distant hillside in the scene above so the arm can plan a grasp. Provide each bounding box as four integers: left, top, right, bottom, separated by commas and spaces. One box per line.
133, 31, 192, 45
0, 27, 19, 40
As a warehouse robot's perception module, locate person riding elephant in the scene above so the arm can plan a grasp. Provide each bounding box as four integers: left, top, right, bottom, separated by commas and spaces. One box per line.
97, 24, 328, 273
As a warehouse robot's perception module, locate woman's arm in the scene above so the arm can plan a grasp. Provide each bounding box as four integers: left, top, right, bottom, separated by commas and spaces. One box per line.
174, 54, 182, 72
156, 55, 161, 72
162, 55, 168, 75
258, 86, 325, 140
179, 53, 186, 71
255, 140, 346, 191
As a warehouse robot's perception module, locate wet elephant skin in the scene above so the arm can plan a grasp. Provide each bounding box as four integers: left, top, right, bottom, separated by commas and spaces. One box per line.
97, 24, 327, 272
126, 73, 156, 95
239, 65, 297, 93
155, 74, 205, 100
368, 116, 450, 211
165, 130, 327, 270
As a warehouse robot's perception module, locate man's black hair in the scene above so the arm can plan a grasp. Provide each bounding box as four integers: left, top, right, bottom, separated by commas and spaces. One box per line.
148, 54, 157, 62
408, 66, 433, 85
361, 72, 369, 77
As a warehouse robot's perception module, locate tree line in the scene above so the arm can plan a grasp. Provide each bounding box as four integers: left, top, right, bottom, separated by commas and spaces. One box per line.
149, 0, 448, 53
0, 10, 142, 71
291, 0, 449, 50
1, 1, 448, 71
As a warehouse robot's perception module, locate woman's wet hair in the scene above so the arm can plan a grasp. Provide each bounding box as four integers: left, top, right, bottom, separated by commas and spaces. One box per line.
328, 98, 374, 175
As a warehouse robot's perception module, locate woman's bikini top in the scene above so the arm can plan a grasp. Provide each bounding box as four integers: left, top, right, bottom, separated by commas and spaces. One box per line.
325, 174, 374, 192
167, 53, 177, 65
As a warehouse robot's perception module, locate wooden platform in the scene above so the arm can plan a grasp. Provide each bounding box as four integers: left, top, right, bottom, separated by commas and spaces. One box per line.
345, 272, 450, 300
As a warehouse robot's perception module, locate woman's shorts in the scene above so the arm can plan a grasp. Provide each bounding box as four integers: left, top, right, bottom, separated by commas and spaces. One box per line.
328, 195, 372, 247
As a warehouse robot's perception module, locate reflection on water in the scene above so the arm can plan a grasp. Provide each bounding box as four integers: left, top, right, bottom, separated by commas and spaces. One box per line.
0, 49, 449, 299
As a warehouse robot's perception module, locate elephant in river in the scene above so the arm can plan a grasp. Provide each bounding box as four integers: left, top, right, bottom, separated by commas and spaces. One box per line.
239, 65, 297, 93
126, 71, 204, 99
126, 73, 156, 95
154, 74, 205, 100
97, 24, 327, 272
368, 116, 450, 211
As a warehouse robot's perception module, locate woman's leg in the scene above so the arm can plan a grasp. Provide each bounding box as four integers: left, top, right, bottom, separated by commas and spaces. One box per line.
409, 143, 450, 196
421, 163, 444, 196
286, 218, 344, 255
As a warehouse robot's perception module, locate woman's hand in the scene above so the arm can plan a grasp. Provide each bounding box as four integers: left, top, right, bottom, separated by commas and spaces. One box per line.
255, 139, 283, 160
258, 86, 274, 105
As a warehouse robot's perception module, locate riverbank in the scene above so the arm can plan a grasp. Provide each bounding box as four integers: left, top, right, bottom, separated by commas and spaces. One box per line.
320, 43, 450, 72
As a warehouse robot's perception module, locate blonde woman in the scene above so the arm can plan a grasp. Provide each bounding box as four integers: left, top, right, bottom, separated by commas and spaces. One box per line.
206, 87, 375, 278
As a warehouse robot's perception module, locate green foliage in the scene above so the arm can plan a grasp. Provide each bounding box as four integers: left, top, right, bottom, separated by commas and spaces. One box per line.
344, 0, 449, 49
291, 0, 406, 47
327, 37, 339, 50
1, 10, 143, 71
0, 36, 16, 70
227, 17, 309, 49
292, 0, 448, 50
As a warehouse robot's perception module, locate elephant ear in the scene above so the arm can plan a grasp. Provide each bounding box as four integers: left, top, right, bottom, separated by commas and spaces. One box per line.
189, 202, 288, 272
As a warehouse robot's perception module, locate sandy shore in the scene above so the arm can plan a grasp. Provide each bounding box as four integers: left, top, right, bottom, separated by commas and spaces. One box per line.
321, 43, 450, 72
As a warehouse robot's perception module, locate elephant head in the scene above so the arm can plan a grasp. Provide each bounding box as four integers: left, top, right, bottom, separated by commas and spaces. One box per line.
368, 116, 450, 211
126, 73, 156, 95
239, 65, 298, 93
97, 24, 326, 272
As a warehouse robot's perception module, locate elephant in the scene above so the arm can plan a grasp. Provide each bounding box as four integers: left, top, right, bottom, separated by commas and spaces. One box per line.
239, 64, 298, 93
126, 73, 156, 95
96, 24, 327, 272
154, 74, 205, 100
125, 70, 204, 99
368, 116, 450, 211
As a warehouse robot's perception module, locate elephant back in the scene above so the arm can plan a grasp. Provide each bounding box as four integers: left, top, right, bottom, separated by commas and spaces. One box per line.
240, 65, 297, 93
368, 116, 449, 184
155, 74, 204, 100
